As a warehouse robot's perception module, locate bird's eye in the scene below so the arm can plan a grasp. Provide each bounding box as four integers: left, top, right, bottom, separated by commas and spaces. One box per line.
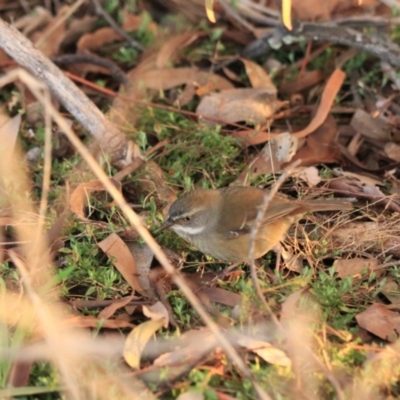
183, 216, 191, 222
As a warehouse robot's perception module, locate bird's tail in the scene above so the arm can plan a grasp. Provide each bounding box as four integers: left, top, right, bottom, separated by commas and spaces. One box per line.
306, 199, 353, 212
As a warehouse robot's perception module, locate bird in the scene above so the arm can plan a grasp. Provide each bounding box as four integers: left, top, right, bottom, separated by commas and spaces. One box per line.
157, 186, 353, 263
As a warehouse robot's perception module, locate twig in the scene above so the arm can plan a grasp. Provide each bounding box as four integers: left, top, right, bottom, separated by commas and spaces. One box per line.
248, 159, 301, 308
91, 0, 144, 52
52, 54, 128, 85
0, 19, 134, 167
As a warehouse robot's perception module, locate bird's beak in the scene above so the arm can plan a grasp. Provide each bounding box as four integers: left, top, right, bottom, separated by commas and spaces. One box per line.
155, 219, 174, 233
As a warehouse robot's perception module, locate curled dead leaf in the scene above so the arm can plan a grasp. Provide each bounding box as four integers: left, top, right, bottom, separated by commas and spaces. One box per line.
356, 304, 400, 342
98, 233, 147, 296
69, 179, 121, 221
236, 132, 298, 184
197, 87, 279, 126
124, 318, 165, 369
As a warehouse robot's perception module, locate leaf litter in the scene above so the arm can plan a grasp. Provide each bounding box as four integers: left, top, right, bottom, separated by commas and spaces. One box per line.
2, 0, 400, 398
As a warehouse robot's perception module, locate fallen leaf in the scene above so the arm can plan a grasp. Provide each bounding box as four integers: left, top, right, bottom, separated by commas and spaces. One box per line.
98, 295, 135, 320
98, 233, 147, 296
290, 113, 340, 166
237, 335, 291, 367
231, 129, 281, 147
356, 303, 400, 342
384, 142, 400, 162
279, 70, 324, 95
143, 301, 169, 327
0, 114, 21, 165
156, 32, 206, 69
197, 87, 279, 126
241, 58, 277, 92
125, 242, 154, 296
138, 67, 198, 91
333, 258, 380, 279
198, 287, 241, 307
154, 329, 216, 367
69, 179, 121, 221
124, 319, 165, 369
77, 11, 146, 52
380, 277, 400, 304
194, 72, 235, 97
236, 132, 298, 184
293, 68, 345, 138
350, 108, 392, 141
33, 6, 69, 57
333, 169, 384, 187
64, 315, 134, 329
7, 360, 32, 388
177, 391, 204, 400
14, 6, 51, 36
293, 166, 321, 186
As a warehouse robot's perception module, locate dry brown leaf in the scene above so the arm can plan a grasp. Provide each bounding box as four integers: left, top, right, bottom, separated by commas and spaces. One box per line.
77, 27, 123, 52
125, 242, 154, 295
333, 258, 380, 279
350, 108, 392, 141
98, 233, 146, 296
64, 315, 134, 329
77, 11, 146, 52
328, 176, 364, 194
13, 6, 52, 36
0, 114, 21, 165
143, 301, 169, 327
380, 277, 400, 304
231, 129, 282, 147
177, 391, 204, 400
236, 132, 298, 184
293, 68, 345, 138
290, 113, 340, 166
334, 170, 384, 187
33, 6, 69, 57
237, 335, 291, 367
138, 67, 198, 91
279, 70, 324, 95
292, 0, 375, 21
194, 71, 235, 97
197, 87, 278, 126
69, 179, 121, 221
124, 318, 165, 369
61, 16, 97, 47
356, 303, 400, 342
241, 58, 277, 92
98, 295, 135, 320
198, 287, 241, 307
156, 31, 206, 69
293, 166, 321, 186
7, 360, 32, 388
154, 329, 216, 367
384, 142, 400, 162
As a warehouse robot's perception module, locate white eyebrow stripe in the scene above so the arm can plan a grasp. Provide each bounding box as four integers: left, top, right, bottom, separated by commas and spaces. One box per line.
171, 208, 203, 221
172, 224, 206, 235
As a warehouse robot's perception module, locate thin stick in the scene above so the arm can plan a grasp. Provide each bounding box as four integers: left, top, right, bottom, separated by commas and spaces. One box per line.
248, 159, 301, 308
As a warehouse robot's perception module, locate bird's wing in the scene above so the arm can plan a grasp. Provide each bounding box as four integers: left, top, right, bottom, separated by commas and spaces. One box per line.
217, 187, 305, 239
